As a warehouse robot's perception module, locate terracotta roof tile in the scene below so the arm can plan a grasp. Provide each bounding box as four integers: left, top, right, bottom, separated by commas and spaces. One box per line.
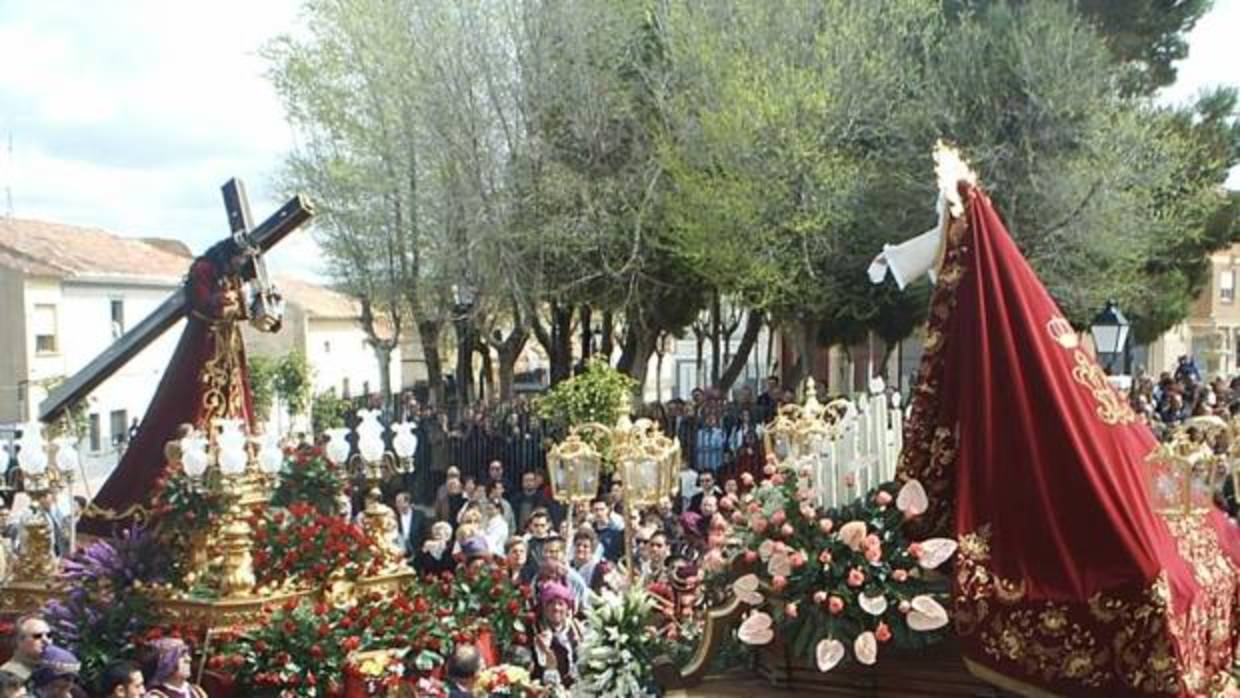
0, 217, 190, 281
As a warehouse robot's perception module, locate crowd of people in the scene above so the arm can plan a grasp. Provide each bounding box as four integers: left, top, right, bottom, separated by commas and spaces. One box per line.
0, 615, 200, 698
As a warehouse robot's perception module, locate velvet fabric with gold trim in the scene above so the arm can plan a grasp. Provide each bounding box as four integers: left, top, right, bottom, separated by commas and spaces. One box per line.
897, 181, 1240, 696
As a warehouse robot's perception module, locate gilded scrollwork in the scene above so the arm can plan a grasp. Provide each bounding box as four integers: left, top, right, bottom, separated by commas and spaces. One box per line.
1069, 351, 1137, 426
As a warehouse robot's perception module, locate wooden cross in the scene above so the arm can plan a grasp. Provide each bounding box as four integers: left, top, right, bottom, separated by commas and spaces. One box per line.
38, 179, 314, 422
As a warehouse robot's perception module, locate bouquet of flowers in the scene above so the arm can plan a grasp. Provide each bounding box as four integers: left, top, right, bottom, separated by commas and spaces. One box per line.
723, 463, 954, 672
474, 665, 540, 696
347, 648, 407, 695
572, 588, 663, 698
252, 502, 385, 589
271, 445, 349, 516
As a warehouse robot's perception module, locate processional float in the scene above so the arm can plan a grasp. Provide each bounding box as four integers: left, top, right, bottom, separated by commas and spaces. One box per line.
661, 143, 1240, 697
0, 180, 416, 630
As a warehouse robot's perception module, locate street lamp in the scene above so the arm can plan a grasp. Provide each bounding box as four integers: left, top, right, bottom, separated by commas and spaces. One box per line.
1090, 299, 1130, 375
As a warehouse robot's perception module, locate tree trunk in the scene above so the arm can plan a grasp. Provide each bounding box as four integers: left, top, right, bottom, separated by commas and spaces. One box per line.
418, 319, 445, 407
479, 341, 494, 403
654, 333, 666, 402
601, 310, 614, 360
455, 318, 474, 406
783, 319, 819, 395
716, 310, 764, 392
695, 332, 705, 388
372, 342, 394, 405
618, 322, 658, 402
547, 302, 574, 384
710, 292, 722, 386
579, 304, 593, 361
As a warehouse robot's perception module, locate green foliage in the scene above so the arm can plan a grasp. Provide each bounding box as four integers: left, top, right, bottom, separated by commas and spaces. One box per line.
248, 354, 279, 420
535, 359, 636, 430
275, 350, 313, 417
311, 390, 350, 435
270, 447, 348, 518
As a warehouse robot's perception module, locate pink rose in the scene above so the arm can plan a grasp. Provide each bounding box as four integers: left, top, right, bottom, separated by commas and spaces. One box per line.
771, 575, 788, 592
790, 551, 806, 569
770, 474, 785, 486
720, 495, 737, 511
875, 490, 893, 507
743, 550, 759, 564
898, 600, 911, 614
763, 464, 777, 477
818, 518, 834, 534
785, 602, 799, 619
741, 473, 756, 487
865, 546, 882, 563
847, 568, 865, 587
892, 569, 908, 582
875, 622, 892, 643
772, 541, 787, 554
747, 501, 761, 514
780, 523, 795, 538
770, 510, 786, 527
907, 542, 923, 559
828, 596, 845, 614
818, 550, 832, 566
731, 511, 745, 525
813, 591, 828, 605
800, 504, 816, 521
751, 516, 768, 534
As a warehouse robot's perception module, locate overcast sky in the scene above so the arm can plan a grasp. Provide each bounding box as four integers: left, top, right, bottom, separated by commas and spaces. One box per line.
0, 0, 1237, 282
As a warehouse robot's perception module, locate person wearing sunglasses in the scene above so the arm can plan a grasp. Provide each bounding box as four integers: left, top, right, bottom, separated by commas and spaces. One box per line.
0, 615, 51, 681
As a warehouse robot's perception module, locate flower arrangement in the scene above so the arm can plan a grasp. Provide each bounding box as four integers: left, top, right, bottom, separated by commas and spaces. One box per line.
723, 465, 954, 672
348, 648, 408, 694
572, 588, 665, 698
475, 664, 540, 696
421, 565, 534, 653
252, 502, 384, 589
43, 528, 167, 686
271, 445, 349, 516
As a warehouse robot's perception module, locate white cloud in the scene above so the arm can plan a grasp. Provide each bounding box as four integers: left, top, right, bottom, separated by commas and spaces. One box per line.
1157, 0, 1240, 188
0, 0, 324, 279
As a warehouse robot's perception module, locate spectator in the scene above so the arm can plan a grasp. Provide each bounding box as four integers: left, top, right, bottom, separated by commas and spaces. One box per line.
98, 661, 144, 698
689, 472, 721, 516
695, 415, 726, 473
1, 615, 51, 681
393, 492, 426, 561
445, 644, 482, 698
505, 537, 529, 584
141, 637, 207, 698
486, 480, 516, 535
589, 498, 624, 562
415, 521, 455, 577
524, 509, 555, 573
532, 582, 582, 689
29, 645, 81, 698
0, 671, 25, 698
512, 472, 552, 533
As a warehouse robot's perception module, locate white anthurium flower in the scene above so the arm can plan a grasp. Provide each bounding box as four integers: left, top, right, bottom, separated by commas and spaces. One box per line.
859, 592, 888, 616
917, 538, 958, 570
816, 638, 845, 673
896, 479, 929, 517
758, 539, 776, 561
907, 595, 950, 631
767, 551, 792, 578
733, 574, 764, 606
738, 611, 775, 646
854, 631, 878, 665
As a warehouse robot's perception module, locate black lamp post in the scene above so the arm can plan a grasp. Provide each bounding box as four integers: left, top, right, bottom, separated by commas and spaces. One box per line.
1090, 299, 1130, 375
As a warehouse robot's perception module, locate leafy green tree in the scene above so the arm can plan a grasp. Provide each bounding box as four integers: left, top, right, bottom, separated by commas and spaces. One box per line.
275, 350, 313, 418
247, 354, 278, 420
311, 390, 350, 435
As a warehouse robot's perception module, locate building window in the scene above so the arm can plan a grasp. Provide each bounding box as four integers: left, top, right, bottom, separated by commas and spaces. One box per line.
110, 410, 128, 447
110, 299, 125, 338
323, 340, 331, 354
89, 413, 101, 452
33, 304, 59, 354
1222, 270, 1236, 303
342, 377, 351, 399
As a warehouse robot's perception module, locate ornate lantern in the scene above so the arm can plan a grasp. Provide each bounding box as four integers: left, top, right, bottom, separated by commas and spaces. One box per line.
547, 433, 603, 506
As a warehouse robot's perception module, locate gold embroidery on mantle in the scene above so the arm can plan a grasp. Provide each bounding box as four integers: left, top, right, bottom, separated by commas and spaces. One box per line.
199, 275, 249, 430
897, 212, 971, 538
955, 525, 1182, 694
1069, 350, 1137, 426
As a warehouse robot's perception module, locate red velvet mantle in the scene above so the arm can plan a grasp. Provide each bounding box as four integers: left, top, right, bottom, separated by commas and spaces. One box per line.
898, 182, 1240, 696
80, 256, 256, 536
